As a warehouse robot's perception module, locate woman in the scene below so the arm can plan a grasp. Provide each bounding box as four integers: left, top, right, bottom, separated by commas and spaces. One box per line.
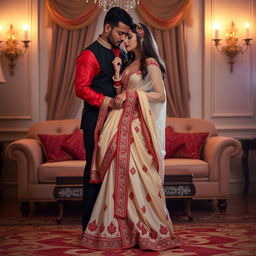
81, 23, 181, 251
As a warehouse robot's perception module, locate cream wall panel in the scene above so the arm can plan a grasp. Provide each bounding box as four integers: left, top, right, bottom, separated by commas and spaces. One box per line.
204, 0, 256, 136
0, 0, 39, 139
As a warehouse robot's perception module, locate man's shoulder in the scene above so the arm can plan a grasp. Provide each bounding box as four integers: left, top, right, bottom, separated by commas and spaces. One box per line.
86, 40, 100, 51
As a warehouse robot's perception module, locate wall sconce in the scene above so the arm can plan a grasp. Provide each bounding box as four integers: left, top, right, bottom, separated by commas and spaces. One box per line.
212, 21, 253, 73
0, 24, 31, 76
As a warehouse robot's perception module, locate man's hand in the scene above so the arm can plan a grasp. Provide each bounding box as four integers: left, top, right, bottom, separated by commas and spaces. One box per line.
114, 91, 126, 109
109, 98, 117, 109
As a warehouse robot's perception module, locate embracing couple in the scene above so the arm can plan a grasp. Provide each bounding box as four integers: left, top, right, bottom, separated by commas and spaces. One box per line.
75, 7, 181, 251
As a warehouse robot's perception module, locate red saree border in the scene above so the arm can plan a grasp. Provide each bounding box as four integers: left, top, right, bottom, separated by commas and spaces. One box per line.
90, 96, 111, 183
81, 228, 181, 251
114, 90, 137, 218
98, 132, 118, 180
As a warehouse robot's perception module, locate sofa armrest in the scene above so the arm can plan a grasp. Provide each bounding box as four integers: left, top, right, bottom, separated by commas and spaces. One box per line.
203, 136, 242, 182
6, 138, 44, 200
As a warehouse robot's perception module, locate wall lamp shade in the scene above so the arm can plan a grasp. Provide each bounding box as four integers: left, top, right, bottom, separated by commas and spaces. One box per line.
212, 21, 253, 73
0, 60, 6, 84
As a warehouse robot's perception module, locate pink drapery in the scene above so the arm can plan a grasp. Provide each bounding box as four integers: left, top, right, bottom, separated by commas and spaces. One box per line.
45, 0, 191, 118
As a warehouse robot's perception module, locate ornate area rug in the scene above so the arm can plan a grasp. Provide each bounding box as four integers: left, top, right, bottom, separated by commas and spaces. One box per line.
1, 222, 255, 256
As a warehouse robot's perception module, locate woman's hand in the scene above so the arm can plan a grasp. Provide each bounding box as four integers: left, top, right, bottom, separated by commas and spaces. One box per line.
112, 57, 122, 79
115, 91, 126, 109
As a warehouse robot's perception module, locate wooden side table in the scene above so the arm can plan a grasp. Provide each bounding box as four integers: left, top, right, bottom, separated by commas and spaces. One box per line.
164, 170, 196, 220
53, 169, 196, 223
53, 170, 83, 224
237, 138, 256, 195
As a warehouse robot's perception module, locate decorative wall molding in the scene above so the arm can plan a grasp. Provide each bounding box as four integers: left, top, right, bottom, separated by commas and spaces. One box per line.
0, 115, 32, 120
204, 0, 256, 137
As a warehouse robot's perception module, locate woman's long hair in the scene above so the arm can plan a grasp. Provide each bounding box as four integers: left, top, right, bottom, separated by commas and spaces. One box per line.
125, 23, 166, 79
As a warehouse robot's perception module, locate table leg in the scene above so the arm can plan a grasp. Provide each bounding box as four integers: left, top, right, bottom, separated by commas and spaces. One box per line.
56, 201, 64, 224
183, 198, 193, 221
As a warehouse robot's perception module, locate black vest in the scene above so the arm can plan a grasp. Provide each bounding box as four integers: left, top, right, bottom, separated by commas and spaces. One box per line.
81, 40, 126, 130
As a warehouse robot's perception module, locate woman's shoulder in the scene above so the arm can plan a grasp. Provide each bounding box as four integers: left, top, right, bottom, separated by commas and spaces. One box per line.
145, 58, 160, 68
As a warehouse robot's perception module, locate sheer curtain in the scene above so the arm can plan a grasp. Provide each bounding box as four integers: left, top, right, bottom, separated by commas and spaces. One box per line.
151, 22, 190, 117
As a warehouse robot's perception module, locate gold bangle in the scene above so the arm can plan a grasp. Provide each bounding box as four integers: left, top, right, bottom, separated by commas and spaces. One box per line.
112, 75, 122, 82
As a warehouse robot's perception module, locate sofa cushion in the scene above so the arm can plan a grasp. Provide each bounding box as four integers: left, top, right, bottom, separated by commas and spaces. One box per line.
170, 131, 209, 159
38, 160, 86, 183
62, 128, 86, 160
165, 127, 184, 158
38, 134, 74, 162
164, 158, 209, 178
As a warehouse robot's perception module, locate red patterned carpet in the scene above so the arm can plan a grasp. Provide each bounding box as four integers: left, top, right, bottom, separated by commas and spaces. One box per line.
1, 222, 256, 256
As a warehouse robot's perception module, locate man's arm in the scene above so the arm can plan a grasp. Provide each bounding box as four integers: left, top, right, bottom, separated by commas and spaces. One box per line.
75, 49, 105, 108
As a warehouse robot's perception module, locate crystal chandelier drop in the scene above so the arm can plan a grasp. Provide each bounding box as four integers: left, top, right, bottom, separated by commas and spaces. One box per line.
87, 0, 140, 11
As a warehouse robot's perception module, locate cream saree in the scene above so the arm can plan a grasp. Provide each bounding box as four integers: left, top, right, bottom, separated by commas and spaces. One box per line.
81, 61, 181, 251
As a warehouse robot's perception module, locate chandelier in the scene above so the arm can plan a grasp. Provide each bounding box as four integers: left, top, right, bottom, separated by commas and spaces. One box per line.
87, 0, 140, 11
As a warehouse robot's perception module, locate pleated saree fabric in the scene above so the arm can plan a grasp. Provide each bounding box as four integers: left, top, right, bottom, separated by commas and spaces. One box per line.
81, 61, 181, 251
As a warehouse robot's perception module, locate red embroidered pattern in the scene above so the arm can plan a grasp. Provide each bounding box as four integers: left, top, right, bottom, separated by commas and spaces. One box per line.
129, 192, 134, 200
159, 225, 168, 235
147, 61, 160, 69
98, 132, 118, 179
136, 221, 147, 235
141, 206, 146, 214
142, 165, 148, 172
100, 224, 105, 233
81, 232, 182, 251
88, 220, 97, 232
130, 167, 136, 175
135, 126, 140, 133
114, 90, 137, 218
107, 222, 116, 235
118, 218, 135, 248
146, 194, 151, 202
149, 229, 158, 239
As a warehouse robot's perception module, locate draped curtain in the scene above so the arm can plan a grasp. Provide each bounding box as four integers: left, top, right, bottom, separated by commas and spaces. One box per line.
45, 0, 191, 119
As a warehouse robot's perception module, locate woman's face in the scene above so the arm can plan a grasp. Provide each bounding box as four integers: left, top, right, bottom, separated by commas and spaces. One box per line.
123, 31, 138, 52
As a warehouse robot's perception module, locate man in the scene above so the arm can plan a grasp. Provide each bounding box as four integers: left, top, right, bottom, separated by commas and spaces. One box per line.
75, 7, 133, 232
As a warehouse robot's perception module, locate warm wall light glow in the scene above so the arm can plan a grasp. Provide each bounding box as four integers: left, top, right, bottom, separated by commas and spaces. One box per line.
0, 25, 3, 40
22, 24, 29, 31
244, 22, 250, 38
244, 22, 250, 28
213, 23, 220, 30
22, 24, 29, 40
213, 22, 220, 39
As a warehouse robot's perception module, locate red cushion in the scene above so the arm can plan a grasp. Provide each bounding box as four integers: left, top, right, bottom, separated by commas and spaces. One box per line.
62, 128, 86, 160
165, 127, 184, 158
171, 131, 209, 159
38, 134, 74, 162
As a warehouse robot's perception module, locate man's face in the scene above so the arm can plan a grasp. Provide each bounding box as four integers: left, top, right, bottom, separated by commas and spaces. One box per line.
106, 22, 130, 47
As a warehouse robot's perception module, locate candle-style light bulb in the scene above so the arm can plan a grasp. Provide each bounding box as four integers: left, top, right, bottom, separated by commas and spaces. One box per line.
213, 23, 220, 39
245, 22, 250, 38
22, 24, 29, 40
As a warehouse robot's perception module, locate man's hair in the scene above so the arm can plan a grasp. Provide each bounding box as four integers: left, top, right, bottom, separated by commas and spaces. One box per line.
104, 7, 133, 27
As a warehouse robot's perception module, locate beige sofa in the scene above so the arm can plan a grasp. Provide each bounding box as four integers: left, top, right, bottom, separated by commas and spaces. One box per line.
7, 117, 241, 215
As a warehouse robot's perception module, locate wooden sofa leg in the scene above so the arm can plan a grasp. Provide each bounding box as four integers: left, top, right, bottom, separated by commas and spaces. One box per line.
218, 199, 227, 212
20, 202, 30, 216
